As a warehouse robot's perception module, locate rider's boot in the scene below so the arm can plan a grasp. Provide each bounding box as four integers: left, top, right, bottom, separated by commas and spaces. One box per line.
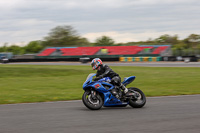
121, 84, 137, 98
120, 84, 129, 96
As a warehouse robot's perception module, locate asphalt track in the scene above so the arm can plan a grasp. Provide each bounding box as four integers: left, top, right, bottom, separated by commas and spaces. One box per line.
0, 95, 200, 133
9, 61, 200, 67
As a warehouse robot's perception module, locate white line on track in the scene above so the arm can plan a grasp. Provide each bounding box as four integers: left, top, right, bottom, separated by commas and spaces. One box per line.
1, 95, 199, 106
147, 94, 200, 99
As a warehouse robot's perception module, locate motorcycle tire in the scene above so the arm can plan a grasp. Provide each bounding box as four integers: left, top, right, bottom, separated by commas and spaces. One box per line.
82, 90, 103, 110
128, 87, 146, 108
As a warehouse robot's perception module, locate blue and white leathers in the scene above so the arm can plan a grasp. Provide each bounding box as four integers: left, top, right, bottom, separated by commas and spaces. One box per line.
83, 73, 136, 107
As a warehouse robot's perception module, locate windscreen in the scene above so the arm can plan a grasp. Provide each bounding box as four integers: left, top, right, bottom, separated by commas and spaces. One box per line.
85, 73, 96, 82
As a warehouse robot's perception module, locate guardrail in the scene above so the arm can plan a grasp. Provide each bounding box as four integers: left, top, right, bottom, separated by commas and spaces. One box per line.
119, 57, 162, 62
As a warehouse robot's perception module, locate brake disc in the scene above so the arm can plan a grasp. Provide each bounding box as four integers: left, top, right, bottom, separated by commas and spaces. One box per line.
88, 95, 100, 105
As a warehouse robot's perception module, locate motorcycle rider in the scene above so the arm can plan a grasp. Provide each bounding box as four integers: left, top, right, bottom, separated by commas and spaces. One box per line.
91, 58, 128, 99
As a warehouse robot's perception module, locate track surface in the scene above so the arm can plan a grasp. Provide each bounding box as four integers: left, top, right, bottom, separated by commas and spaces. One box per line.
9, 62, 200, 67
0, 95, 200, 133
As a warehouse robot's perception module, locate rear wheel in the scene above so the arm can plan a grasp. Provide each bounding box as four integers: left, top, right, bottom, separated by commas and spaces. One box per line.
82, 90, 103, 110
128, 87, 146, 108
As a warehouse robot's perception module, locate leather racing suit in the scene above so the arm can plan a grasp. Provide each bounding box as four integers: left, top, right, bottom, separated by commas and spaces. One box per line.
94, 64, 124, 98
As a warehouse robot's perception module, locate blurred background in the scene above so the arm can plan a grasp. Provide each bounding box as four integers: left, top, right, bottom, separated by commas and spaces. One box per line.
0, 25, 199, 63
0, 0, 200, 63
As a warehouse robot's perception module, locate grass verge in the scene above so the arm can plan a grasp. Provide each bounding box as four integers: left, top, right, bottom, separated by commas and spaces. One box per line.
0, 64, 200, 104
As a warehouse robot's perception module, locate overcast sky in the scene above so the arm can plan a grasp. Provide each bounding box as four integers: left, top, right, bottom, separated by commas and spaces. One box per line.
0, 0, 200, 46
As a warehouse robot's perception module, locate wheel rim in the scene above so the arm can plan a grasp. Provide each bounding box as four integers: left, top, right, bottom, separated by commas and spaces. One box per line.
87, 94, 100, 105
134, 91, 143, 103
130, 90, 144, 104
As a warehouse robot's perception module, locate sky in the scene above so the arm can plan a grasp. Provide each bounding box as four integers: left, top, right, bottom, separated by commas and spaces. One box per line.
0, 0, 200, 46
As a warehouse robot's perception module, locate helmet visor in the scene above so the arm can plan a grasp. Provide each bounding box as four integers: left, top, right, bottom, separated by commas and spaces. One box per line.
91, 62, 96, 70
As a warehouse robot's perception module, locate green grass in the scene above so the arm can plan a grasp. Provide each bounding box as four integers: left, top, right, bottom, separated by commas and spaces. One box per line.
0, 64, 200, 104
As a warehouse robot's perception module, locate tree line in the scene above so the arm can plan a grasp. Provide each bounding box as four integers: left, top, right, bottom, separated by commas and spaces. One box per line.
0, 25, 200, 55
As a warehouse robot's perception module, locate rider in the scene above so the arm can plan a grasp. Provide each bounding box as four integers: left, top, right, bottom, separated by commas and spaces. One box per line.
91, 58, 128, 98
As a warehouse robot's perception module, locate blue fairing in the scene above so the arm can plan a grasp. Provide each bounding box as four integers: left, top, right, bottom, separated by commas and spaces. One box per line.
83, 74, 135, 107
122, 76, 136, 86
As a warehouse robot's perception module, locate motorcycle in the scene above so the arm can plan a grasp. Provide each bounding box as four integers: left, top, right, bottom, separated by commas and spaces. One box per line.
82, 73, 146, 110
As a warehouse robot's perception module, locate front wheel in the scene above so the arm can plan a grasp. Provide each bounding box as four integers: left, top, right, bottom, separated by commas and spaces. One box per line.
128, 87, 146, 108
82, 90, 103, 110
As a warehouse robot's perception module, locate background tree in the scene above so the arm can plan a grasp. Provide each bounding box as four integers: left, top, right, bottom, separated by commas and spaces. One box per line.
6, 45, 22, 55
155, 34, 178, 44
183, 34, 200, 49
24, 41, 44, 53
94, 36, 115, 46
43, 25, 90, 47
0, 43, 8, 52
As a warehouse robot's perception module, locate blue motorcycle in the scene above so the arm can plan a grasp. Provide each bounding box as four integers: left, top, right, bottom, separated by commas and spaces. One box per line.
82, 73, 146, 110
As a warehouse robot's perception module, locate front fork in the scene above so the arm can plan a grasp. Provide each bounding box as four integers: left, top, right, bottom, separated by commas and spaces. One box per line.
91, 90, 97, 100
